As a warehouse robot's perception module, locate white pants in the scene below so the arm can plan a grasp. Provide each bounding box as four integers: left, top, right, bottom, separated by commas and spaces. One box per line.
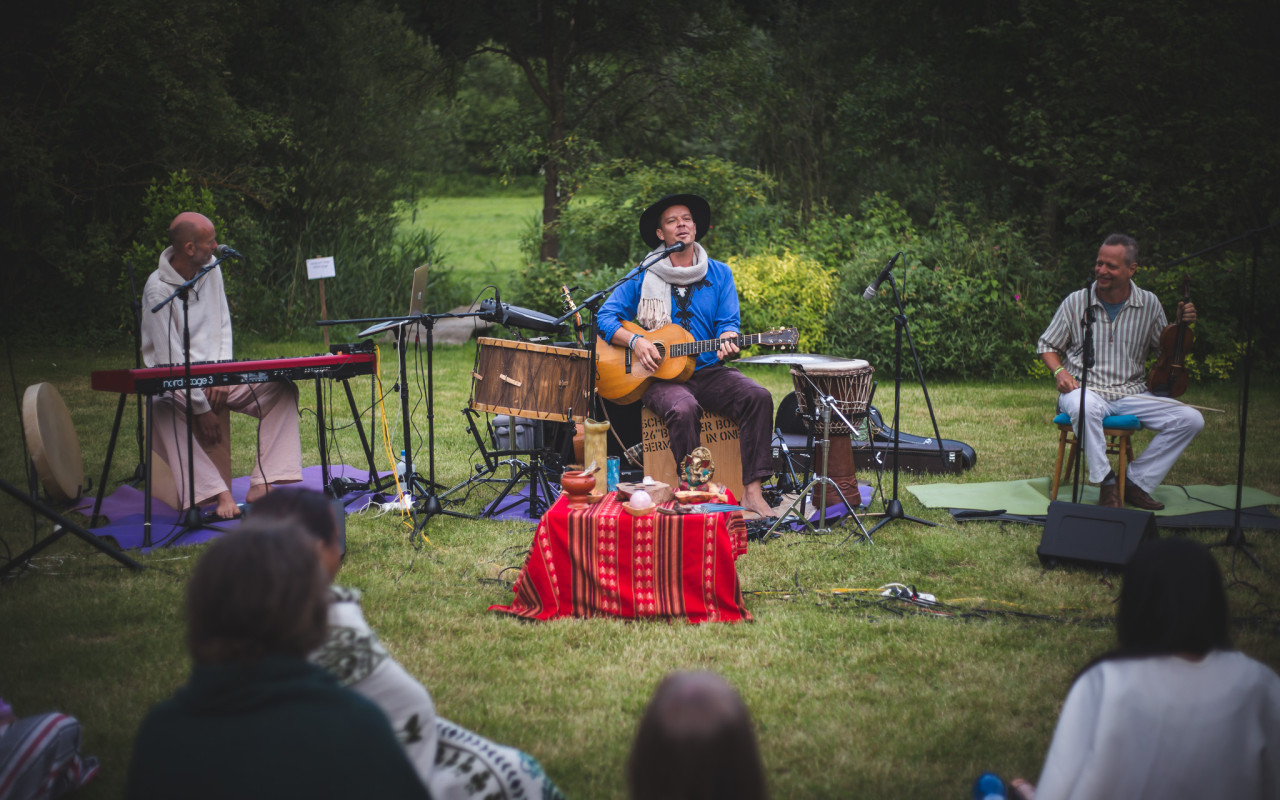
1058, 389, 1204, 491
152, 382, 302, 507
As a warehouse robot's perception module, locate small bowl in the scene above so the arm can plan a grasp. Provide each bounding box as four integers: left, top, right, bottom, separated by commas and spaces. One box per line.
623, 502, 656, 517
561, 470, 597, 508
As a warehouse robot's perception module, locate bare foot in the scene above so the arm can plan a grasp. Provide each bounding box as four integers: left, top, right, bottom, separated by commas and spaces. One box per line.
213, 491, 240, 519
739, 480, 776, 518
246, 483, 272, 504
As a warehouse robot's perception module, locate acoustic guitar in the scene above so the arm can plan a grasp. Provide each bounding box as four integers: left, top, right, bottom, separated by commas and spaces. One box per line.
596, 321, 799, 404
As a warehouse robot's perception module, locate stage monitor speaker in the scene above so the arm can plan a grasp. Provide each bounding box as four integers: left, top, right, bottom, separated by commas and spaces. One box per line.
1037, 500, 1157, 570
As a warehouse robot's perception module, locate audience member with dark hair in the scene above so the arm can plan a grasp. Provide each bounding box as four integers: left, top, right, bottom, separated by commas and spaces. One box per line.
248, 488, 563, 800
628, 670, 767, 800
125, 525, 429, 800
1029, 538, 1280, 799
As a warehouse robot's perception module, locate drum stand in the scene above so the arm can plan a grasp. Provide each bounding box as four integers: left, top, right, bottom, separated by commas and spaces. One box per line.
761, 371, 870, 543
441, 408, 564, 519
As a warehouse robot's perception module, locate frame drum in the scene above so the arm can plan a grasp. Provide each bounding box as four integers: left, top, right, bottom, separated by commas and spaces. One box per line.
470, 337, 592, 423
22, 382, 85, 502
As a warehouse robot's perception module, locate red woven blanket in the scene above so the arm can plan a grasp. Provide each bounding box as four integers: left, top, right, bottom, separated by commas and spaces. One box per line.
490, 493, 750, 624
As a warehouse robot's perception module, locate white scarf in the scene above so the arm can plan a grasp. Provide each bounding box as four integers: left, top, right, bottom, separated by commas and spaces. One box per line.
636, 242, 709, 330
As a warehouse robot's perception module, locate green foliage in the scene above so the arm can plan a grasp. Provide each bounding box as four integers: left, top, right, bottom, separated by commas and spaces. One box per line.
826, 196, 1051, 379
1, 0, 446, 341
728, 250, 835, 353
512, 157, 780, 313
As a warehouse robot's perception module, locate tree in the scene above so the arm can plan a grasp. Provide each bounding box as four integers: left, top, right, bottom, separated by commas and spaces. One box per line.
403, 0, 746, 262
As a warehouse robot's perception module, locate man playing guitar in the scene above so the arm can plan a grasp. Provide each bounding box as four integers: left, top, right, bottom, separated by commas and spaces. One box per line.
598, 194, 776, 518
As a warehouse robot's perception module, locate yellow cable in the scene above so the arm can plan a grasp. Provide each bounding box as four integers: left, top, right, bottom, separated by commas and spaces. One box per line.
372, 346, 413, 528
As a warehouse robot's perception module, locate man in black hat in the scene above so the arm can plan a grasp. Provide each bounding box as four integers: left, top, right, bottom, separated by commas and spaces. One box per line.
598, 194, 776, 518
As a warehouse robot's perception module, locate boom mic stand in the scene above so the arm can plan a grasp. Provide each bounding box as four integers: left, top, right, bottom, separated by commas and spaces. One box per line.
554, 241, 691, 415
1069, 279, 1096, 504
1161, 222, 1277, 570
864, 267, 941, 538
124, 258, 147, 486
149, 256, 232, 540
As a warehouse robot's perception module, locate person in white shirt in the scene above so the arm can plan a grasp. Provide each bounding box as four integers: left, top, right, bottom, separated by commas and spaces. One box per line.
1029, 537, 1280, 800
1037, 234, 1203, 509
141, 211, 301, 518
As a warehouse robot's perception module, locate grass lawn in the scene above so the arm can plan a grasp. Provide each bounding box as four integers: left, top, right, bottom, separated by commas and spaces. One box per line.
398, 195, 542, 297
3, 336, 1278, 798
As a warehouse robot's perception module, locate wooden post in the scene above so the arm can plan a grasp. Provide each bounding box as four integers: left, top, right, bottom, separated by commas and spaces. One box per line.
318, 278, 330, 350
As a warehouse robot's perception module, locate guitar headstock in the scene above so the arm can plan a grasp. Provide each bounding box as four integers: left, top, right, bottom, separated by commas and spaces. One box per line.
758, 327, 799, 347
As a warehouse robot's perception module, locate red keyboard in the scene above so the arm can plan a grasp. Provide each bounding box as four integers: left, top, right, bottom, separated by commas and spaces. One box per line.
91, 352, 376, 395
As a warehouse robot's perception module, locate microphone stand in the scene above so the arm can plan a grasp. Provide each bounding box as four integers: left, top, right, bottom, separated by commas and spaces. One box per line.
124, 258, 146, 486
864, 271, 940, 537
554, 243, 685, 418
1161, 222, 1277, 570
1070, 280, 1095, 504
149, 258, 227, 540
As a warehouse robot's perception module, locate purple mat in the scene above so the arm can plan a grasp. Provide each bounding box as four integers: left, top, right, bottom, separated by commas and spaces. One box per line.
75, 465, 387, 552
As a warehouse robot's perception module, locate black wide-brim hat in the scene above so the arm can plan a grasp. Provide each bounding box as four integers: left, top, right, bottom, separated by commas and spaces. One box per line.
639, 193, 711, 249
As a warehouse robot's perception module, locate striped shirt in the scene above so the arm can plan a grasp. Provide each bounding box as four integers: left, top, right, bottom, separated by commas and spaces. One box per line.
1037, 282, 1167, 397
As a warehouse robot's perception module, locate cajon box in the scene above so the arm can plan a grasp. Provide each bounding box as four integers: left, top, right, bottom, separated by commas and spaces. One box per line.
640, 408, 744, 501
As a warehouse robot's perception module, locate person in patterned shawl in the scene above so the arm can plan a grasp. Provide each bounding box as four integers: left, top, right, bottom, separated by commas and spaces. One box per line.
248, 489, 564, 800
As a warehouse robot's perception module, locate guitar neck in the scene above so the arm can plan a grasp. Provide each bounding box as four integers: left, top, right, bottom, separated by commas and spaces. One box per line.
669, 332, 765, 358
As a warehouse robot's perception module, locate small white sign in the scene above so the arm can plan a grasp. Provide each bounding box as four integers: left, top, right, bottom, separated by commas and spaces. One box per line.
306, 256, 336, 280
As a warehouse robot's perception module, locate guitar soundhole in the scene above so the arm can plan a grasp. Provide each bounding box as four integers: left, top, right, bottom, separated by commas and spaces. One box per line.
653, 343, 666, 362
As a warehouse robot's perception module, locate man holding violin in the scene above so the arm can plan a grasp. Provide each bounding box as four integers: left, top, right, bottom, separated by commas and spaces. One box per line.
1037, 233, 1203, 509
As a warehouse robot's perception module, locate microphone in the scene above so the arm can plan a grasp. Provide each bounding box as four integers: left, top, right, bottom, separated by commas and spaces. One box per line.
862, 251, 903, 300
660, 241, 686, 255
215, 244, 245, 260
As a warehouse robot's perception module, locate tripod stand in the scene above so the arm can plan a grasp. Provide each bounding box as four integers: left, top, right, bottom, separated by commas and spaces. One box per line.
443, 409, 565, 519
325, 311, 479, 536
1162, 222, 1277, 569
864, 267, 942, 538
0, 478, 144, 577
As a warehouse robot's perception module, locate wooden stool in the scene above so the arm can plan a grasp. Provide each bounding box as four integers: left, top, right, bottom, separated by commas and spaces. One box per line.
151, 406, 233, 510
1051, 412, 1141, 503
639, 408, 744, 501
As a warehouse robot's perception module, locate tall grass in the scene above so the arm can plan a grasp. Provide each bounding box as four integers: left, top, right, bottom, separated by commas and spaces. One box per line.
2, 338, 1277, 798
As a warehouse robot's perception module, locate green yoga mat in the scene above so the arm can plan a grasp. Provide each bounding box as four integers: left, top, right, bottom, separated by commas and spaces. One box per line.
907, 478, 1280, 518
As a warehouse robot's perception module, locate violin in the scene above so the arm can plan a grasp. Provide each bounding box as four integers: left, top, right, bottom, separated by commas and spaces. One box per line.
1147, 275, 1193, 398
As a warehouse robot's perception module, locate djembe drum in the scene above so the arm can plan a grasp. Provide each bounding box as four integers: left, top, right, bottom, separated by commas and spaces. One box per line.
789, 359, 874, 508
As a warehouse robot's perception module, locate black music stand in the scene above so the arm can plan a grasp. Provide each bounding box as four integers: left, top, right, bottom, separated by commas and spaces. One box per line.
325, 310, 482, 536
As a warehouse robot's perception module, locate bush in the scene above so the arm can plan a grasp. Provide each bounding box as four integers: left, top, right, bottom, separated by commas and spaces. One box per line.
514, 157, 782, 314
728, 250, 835, 353
124, 172, 469, 342
826, 195, 1051, 380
